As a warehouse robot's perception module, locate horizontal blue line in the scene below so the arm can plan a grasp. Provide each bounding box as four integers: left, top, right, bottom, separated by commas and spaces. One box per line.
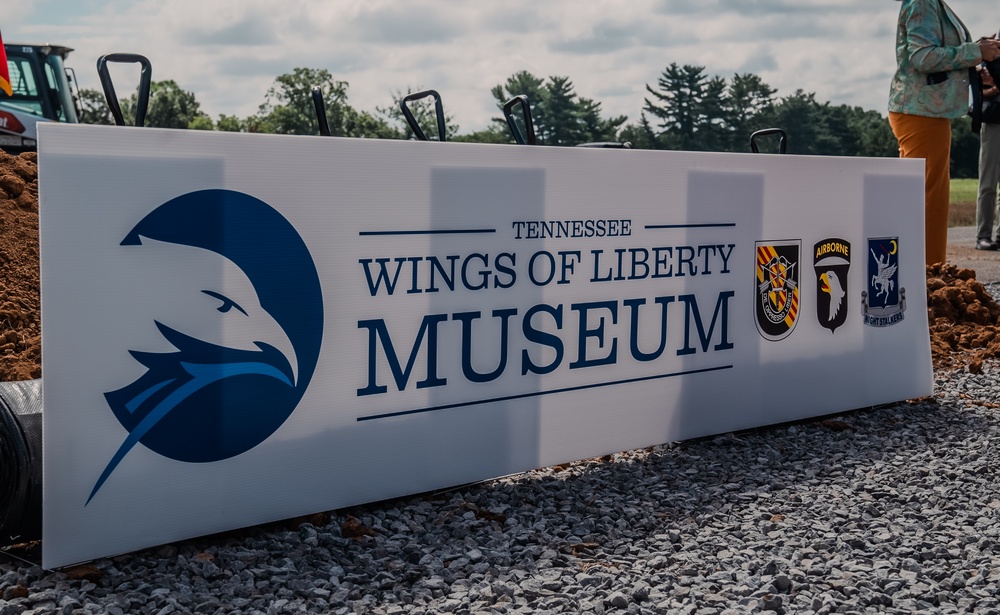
644, 223, 736, 229
356, 364, 733, 422
360, 229, 496, 236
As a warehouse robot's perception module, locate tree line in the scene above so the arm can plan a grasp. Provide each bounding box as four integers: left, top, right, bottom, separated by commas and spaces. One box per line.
76, 63, 983, 178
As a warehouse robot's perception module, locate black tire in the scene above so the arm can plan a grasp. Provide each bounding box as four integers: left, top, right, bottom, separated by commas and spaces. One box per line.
0, 378, 43, 546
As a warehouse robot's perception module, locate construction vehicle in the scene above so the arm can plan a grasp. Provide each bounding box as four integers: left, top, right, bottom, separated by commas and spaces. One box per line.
0, 42, 80, 154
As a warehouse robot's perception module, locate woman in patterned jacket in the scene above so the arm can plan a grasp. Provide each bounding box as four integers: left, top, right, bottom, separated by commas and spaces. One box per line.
888, 0, 1000, 266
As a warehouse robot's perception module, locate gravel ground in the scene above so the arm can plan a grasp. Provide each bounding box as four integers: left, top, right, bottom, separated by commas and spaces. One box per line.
2, 295, 1000, 614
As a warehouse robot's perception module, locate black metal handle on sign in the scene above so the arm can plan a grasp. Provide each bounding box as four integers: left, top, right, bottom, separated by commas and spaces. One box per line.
575, 142, 633, 149
502, 95, 536, 145
400, 90, 446, 142
313, 87, 332, 137
97, 53, 152, 127
749, 128, 787, 154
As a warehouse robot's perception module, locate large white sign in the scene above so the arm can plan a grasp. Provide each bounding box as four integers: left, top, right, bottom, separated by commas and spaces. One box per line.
38, 124, 931, 568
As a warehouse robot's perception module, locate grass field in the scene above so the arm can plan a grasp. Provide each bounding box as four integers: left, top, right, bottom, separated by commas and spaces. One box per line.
950, 178, 978, 227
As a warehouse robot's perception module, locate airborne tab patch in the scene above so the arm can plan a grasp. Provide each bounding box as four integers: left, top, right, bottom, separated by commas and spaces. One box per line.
814, 238, 850, 333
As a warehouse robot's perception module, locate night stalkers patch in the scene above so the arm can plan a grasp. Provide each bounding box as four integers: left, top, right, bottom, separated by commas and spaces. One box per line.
814, 238, 850, 334
755, 240, 800, 341
862, 237, 905, 327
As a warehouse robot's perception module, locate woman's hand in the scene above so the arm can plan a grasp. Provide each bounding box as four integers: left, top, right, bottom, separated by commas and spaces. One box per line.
979, 39, 1000, 62
982, 67, 1000, 98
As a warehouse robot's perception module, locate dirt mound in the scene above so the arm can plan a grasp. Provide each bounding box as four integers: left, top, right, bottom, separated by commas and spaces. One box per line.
926, 263, 1000, 373
0, 150, 40, 381
0, 149, 999, 381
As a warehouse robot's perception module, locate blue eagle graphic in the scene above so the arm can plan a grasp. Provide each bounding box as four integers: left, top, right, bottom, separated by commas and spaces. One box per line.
88, 190, 323, 505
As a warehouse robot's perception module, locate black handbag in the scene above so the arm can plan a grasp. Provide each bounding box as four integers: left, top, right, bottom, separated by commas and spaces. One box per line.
978, 46, 1000, 127
982, 99, 1000, 124
970, 67, 984, 131
986, 57, 1000, 85
970, 58, 1000, 128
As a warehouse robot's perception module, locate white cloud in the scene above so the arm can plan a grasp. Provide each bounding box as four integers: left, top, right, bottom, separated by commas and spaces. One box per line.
9, 0, 999, 132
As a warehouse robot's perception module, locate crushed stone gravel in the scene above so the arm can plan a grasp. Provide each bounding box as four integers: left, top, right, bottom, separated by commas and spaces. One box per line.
2, 367, 999, 614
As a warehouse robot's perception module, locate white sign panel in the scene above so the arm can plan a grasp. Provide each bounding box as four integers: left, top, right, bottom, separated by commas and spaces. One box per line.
38, 124, 931, 568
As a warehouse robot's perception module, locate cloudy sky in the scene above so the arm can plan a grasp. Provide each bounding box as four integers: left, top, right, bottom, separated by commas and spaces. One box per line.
7, 0, 1000, 132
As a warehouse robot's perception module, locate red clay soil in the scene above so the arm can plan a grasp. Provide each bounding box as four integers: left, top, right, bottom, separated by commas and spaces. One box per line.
926, 263, 1000, 373
0, 149, 40, 381
0, 148, 998, 381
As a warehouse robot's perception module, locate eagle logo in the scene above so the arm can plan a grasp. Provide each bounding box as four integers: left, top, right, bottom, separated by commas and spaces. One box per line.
88, 190, 323, 504
754, 241, 800, 341
814, 239, 850, 333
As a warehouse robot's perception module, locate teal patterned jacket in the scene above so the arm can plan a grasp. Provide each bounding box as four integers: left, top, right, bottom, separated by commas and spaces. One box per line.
888, 0, 982, 118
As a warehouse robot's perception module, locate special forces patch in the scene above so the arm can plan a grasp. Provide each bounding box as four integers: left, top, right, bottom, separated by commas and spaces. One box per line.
862, 237, 905, 327
755, 240, 800, 341
814, 238, 850, 333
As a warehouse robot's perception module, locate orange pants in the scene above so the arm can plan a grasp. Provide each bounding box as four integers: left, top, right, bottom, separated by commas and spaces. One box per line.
888, 112, 952, 267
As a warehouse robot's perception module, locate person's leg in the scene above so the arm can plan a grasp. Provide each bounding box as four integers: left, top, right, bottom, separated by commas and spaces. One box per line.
977, 123, 1000, 244
889, 112, 952, 266
977, 124, 1000, 242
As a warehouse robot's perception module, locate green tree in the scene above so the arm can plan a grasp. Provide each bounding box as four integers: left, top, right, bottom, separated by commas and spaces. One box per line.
542, 76, 586, 145
120, 80, 210, 129
490, 71, 547, 144
643, 63, 747, 151
215, 114, 246, 132
951, 116, 979, 178
577, 95, 627, 144
188, 115, 214, 131
809, 104, 900, 158
697, 75, 730, 151
451, 124, 512, 144
725, 73, 777, 152
253, 68, 343, 135
76, 88, 114, 125
254, 67, 397, 138
633, 62, 906, 158
850, 109, 898, 158
763, 95, 892, 157
761, 90, 832, 155
346, 109, 403, 139
490, 72, 626, 146
814, 103, 854, 155
643, 63, 708, 150
617, 114, 659, 149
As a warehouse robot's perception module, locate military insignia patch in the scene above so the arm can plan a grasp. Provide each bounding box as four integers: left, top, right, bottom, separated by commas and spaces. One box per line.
755, 240, 800, 341
862, 237, 905, 327
814, 238, 850, 333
